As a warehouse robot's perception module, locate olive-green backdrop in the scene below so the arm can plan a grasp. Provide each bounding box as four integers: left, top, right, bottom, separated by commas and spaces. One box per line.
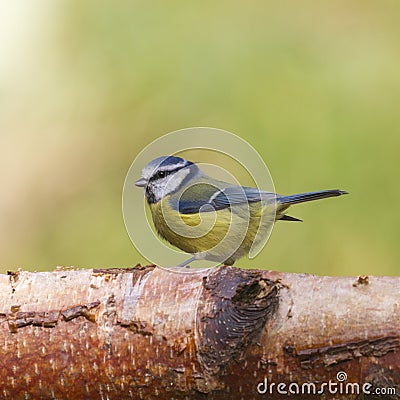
1, 1, 399, 275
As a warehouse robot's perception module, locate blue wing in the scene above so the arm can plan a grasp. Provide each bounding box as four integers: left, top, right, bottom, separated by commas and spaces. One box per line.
210, 186, 273, 209
174, 185, 276, 214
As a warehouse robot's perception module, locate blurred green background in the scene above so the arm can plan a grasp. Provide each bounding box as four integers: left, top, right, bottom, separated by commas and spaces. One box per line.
0, 1, 399, 276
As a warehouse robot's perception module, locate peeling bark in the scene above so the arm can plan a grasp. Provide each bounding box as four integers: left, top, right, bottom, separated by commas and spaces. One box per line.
0, 265, 398, 399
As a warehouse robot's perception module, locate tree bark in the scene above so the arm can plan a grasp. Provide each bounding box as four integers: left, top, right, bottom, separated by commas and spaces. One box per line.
0, 265, 398, 399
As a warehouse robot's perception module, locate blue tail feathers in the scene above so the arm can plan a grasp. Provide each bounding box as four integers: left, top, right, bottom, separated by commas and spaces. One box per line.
278, 189, 348, 205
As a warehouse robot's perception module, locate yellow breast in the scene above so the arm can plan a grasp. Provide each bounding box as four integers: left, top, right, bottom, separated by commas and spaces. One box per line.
148, 196, 277, 264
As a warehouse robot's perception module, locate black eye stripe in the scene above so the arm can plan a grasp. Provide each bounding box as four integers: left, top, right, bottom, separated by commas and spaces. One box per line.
150, 168, 176, 181
150, 163, 190, 182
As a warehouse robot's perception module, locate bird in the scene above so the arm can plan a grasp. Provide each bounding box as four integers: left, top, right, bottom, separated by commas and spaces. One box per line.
135, 155, 347, 267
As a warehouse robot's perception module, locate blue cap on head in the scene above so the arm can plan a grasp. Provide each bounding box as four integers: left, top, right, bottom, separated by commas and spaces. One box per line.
152, 155, 193, 169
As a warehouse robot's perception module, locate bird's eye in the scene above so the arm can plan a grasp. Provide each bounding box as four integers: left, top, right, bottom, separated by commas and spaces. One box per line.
150, 169, 173, 182
152, 170, 167, 180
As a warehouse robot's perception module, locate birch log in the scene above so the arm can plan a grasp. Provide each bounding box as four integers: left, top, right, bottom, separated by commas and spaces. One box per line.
0, 265, 398, 399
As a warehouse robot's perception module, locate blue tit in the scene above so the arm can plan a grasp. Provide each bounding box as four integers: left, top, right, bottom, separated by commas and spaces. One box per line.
135, 156, 347, 266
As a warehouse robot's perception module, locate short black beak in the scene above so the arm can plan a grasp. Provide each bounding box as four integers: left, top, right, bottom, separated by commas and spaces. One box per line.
134, 178, 147, 187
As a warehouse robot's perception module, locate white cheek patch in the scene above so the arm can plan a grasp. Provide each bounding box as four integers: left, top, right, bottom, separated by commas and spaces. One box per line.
163, 168, 191, 196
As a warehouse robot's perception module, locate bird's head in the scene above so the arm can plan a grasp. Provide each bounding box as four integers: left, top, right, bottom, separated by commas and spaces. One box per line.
135, 156, 201, 203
